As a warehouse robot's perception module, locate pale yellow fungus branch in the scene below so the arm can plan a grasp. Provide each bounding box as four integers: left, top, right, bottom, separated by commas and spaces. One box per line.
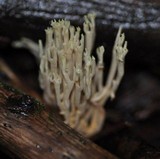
38, 15, 128, 137
12, 14, 128, 137
91, 27, 128, 107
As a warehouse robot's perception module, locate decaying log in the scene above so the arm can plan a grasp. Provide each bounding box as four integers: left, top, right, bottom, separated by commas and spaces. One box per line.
0, 0, 160, 34
0, 0, 160, 39
0, 0, 160, 71
0, 81, 118, 159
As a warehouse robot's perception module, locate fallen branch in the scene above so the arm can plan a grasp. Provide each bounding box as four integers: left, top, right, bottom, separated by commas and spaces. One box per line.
0, 82, 118, 159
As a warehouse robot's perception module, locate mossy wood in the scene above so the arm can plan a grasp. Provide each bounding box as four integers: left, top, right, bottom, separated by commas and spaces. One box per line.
0, 82, 118, 159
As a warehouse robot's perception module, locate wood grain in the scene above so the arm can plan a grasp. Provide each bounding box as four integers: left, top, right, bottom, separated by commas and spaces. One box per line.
0, 82, 118, 159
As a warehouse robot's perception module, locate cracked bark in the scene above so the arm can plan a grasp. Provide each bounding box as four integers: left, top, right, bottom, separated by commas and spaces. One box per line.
0, 0, 160, 40
0, 0, 160, 70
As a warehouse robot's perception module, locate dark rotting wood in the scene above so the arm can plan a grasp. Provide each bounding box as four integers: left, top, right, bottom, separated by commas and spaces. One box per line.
0, 82, 118, 159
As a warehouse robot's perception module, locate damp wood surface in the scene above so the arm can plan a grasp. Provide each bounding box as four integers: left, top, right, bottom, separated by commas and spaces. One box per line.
0, 82, 118, 159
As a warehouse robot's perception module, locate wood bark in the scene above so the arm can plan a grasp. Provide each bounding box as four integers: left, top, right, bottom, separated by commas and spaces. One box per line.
0, 0, 160, 71
0, 0, 160, 33
0, 0, 160, 41
0, 82, 118, 159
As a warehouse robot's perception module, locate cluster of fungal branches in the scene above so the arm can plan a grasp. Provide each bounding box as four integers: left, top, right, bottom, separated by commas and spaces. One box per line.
38, 14, 128, 137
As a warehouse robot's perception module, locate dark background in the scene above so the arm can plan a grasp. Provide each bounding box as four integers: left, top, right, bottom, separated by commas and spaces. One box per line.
0, 0, 160, 158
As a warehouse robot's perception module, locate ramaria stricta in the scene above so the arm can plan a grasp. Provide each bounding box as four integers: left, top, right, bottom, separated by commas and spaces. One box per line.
38, 14, 128, 137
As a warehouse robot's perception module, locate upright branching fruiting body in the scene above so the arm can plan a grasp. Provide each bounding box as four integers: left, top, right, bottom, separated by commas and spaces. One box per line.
39, 14, 128, 137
